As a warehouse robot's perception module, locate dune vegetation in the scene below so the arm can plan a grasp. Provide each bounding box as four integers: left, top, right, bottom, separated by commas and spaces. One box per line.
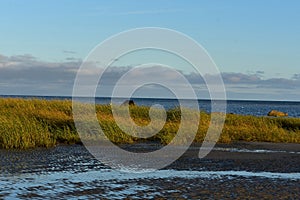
0, 98, 299, 149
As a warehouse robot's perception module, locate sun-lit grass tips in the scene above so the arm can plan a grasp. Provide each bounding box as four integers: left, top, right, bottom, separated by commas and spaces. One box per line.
0, 98, 299, 149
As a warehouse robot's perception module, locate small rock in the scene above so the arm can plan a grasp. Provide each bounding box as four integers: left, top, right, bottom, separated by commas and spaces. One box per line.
267, 110, 288, 117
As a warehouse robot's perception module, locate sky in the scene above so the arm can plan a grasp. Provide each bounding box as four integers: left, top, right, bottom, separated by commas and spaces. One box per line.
0, 0, 299, 101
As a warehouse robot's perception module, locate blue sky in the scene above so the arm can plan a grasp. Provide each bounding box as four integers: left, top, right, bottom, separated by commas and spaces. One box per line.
0, 0, 299, 100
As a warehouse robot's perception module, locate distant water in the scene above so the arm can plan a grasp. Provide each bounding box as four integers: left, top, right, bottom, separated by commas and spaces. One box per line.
1, 95, 299, 117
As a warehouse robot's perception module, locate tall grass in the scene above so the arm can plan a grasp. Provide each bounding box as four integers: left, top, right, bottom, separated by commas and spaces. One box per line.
0, 98, 78, 149
0, 98, 299, 149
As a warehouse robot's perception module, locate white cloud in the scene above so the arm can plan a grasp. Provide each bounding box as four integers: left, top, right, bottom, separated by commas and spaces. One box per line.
0, 54, 299, 100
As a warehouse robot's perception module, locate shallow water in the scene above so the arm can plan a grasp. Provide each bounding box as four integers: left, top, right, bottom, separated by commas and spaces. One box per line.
1, 144, 299, 199
1, 169, 300, 199
213, 147, 300, 154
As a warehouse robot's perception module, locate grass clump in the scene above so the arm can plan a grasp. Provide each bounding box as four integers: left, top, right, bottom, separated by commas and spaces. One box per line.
221, 114, 300, 143
0, 98, 299, 149
0, 98, 78, 149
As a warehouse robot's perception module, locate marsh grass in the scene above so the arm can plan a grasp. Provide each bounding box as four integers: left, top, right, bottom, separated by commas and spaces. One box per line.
0, 98, 299, 149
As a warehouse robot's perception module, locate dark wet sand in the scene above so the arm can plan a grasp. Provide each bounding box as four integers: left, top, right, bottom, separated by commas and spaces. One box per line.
1, 142, 299, 199
169, 142, 300, 172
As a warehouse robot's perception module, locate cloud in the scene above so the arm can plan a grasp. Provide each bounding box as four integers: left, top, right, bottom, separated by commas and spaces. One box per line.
0, 54, 299, 100
221, 72, 261, 84
65, 57, 81, 61
63, 50, 77, 54
0, 54, 79, 82
0, 54, 36, 68
218, 73, 300, 100
292, 73, 300, 80
0, 54, 80, 95
219, 72, 300, 90
256, 71, 264, 74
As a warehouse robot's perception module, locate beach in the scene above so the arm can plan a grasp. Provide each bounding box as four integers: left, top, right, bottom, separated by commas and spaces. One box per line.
0, 98, 299, 199
1, 142, 299, 199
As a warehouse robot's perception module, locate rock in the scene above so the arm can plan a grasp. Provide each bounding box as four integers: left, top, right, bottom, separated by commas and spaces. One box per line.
121, 100, 135, 106
267, 110, 288, 117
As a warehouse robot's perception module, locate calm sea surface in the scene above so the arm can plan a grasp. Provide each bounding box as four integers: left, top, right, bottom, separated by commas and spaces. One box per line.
2, 95, 299, 117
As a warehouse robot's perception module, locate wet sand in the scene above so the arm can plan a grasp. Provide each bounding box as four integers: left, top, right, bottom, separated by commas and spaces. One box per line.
0, 142, 299, 199
168, 142, 300, 172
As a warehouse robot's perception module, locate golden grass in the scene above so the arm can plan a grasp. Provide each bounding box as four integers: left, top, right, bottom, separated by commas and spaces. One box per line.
0, 98, 299, 149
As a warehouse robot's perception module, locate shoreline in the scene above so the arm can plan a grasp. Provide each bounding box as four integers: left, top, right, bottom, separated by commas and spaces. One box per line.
1, 141, 299, 173
2, 139, 300, 150
1, 141, 299, 199
2, 94, 300, 103
119, 141, 300, 172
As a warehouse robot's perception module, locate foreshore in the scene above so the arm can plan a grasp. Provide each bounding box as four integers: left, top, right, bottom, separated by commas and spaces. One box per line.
2, 141, 299, 173
1, 142, 299, 199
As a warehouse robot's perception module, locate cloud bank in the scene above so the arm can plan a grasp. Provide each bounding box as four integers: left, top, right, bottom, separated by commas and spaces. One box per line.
0, 54, 299, 101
